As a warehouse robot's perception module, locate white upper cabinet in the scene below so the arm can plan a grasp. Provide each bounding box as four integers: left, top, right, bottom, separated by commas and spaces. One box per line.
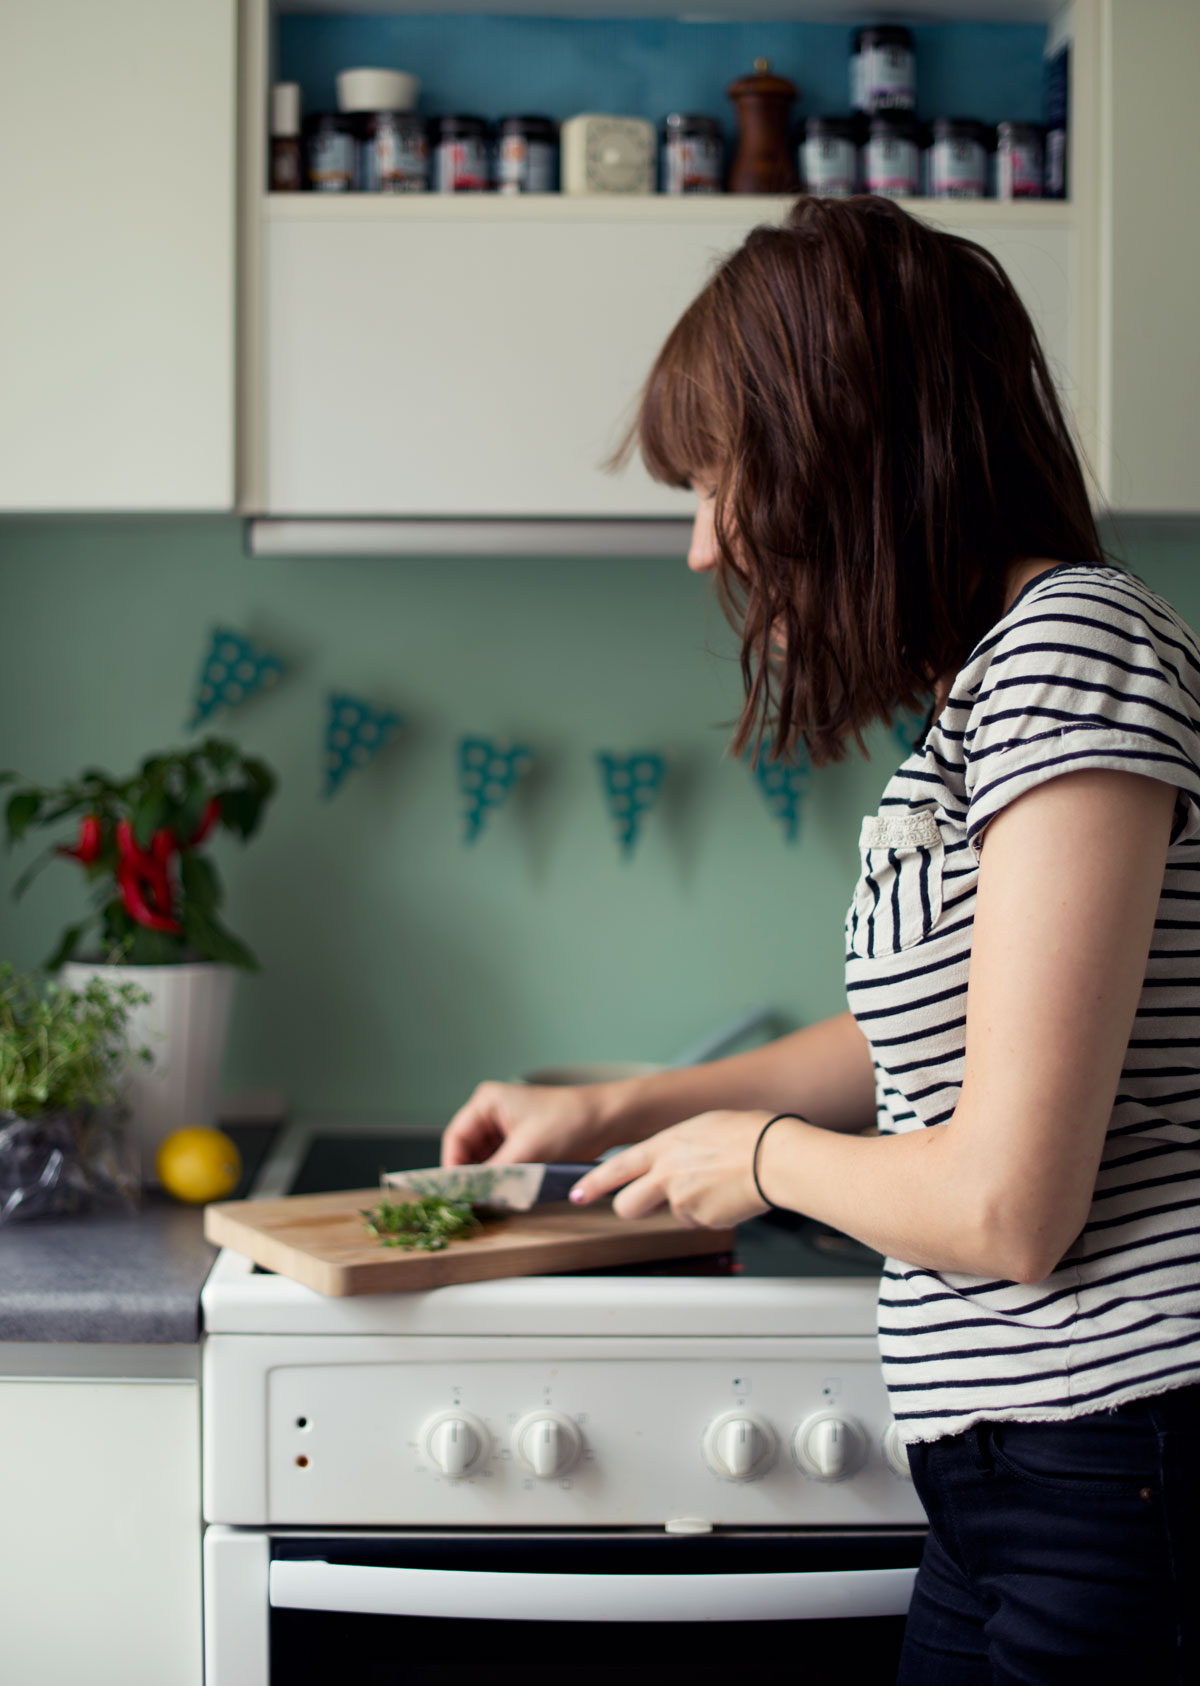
0, 0, 236, 512
1098, 0, 1200, 513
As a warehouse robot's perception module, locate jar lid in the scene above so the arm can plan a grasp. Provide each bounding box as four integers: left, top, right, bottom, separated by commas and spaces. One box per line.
727, 58, 797, 102
997, 120, 1044, 143
869, 111, 919, 138
302, 111, 356, 135
271, 82, 301, 138
804, 115, 859, 142
662, 113, 722, 135
336, 67, 420, 114
853, 25, 914, 51
498, 116, 558, 139
932, 117, 989, 145
432, 115, 490, 139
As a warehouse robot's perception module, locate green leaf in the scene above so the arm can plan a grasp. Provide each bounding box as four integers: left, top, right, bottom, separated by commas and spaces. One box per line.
218, 788, 260, 840
179, 851, 222, 915
44, 919, 94, 971
202, 740, 237, 774
132, 789, 170, 850
11, 846, 60, 901
0, 771, 19, 788
182, 905, 259, 972
5, 790, 42, 844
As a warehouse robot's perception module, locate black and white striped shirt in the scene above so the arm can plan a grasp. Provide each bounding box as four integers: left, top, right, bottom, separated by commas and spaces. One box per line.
845, 564, 1200, 1444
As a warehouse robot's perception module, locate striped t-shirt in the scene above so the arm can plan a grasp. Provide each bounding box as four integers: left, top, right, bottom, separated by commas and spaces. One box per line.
845, 564, 1200, 1444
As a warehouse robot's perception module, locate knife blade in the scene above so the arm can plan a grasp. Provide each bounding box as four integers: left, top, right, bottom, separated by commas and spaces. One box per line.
380, 1162, 598, 1211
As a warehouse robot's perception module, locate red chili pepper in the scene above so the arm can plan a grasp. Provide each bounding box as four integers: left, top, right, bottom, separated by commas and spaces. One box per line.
118, 861, 182, 935
116, 818, 157, 877
56, 813, 103, 865
187, 797, 221, 849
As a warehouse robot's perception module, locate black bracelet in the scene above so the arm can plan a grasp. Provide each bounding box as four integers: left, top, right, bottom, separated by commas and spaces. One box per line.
752, 1114, 805, 1211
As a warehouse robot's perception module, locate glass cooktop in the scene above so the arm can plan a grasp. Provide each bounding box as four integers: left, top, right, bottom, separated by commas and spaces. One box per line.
279, 1131, 883, 1282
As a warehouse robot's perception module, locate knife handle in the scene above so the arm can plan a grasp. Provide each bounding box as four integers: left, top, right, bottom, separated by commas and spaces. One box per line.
540, 1163, 600, 1203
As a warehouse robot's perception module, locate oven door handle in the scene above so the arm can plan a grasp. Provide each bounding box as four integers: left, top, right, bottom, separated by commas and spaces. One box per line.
269, 1559, 916, 1622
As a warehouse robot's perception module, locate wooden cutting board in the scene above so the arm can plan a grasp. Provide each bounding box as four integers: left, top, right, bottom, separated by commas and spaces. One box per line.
204, 1186, 736, 1296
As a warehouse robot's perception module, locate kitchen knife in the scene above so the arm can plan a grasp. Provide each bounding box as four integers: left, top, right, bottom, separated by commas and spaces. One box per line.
380, 1162, 599, 1211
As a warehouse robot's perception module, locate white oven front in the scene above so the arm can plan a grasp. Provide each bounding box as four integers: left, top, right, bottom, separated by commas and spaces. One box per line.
205, 1524, 923, 1685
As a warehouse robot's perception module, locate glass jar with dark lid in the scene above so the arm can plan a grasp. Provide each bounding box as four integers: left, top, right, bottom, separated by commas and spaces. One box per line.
801, 116, 859, 197
996, 120, 1044, 199
930, 116, 989, 198
431, 115, 491, 192
497, 116, 558, 194
661, 112, 723, 194
357, 110, 429, 193
864, 110, 921, 197
852, 24, 916, 114
303, 112, 357, 192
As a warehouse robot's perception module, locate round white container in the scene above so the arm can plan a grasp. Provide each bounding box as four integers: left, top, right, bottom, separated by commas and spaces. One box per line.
336, 67, 419, 114
61, 961, 237, 1186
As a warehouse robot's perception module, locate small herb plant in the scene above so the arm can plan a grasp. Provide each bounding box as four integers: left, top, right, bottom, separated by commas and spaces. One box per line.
0, 963, 151, 1119
1, 739, 276, 971
361, 1193, 484, 1252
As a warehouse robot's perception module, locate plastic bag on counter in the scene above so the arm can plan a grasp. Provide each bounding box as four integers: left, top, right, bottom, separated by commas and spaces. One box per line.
0, 1106, 140, 1225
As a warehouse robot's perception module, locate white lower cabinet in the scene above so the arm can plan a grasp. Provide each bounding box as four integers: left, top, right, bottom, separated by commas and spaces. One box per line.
0, 1376, 202, 1686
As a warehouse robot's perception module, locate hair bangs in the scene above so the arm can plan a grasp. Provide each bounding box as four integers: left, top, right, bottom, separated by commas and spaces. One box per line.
624, 294, 731, 490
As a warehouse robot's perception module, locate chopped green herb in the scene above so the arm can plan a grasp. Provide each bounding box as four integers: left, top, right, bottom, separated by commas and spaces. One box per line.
361, 1193, 484, 1252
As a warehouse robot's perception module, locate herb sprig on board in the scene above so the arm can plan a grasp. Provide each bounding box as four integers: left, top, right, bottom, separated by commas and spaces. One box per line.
361, 1193, 483, 1252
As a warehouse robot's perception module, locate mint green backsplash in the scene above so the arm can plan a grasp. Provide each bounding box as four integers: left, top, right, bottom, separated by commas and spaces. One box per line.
1, 517, 1196, 1124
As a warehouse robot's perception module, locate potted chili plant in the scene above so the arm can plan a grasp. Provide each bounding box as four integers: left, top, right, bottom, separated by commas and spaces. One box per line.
1, 739, 276, 1182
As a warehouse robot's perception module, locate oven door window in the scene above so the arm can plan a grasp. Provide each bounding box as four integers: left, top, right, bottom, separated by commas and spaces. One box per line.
269, 1531, 924, 1684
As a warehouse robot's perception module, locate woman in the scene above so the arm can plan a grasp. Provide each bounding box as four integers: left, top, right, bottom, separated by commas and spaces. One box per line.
442, 196, 1200, 1681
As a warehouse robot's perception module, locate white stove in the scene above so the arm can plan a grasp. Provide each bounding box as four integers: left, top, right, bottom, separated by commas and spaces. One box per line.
201, 1120, 926, 1686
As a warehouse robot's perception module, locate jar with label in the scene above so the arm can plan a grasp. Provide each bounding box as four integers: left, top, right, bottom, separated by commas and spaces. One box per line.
271, 84, 303, 191
661, 113, 723, 194
357, 111, 429, 192
304, 113, 357, 192
1044, 43, 1068, 198
431, 116, 491, 192
497, 116, 558, 194
995, 121, 1043, 200
930, 117, 989, 199
864, 112, 920, 198
851, 25, 916, 114
801, 116, 859, 197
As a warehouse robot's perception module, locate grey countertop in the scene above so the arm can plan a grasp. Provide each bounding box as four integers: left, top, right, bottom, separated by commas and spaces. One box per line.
0, 1122, 277, 1344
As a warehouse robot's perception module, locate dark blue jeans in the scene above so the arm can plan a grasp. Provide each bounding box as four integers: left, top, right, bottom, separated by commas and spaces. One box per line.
897, 1382, 1200, 1684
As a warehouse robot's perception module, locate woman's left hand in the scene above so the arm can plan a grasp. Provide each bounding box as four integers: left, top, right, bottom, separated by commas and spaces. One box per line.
568, 1110, 776, 1228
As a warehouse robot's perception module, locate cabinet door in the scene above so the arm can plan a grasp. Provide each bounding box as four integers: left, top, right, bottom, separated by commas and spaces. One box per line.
259, 202, 1075, 521
0, 1, 235, 511
0, 1378, 201, 1685
1101, 0, 1200, 512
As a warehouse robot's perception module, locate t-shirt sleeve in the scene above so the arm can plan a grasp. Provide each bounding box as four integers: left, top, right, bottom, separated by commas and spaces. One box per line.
962, 580, 1200, 857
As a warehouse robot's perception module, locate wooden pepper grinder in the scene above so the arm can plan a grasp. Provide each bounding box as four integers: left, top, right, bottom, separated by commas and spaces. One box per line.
726, 58, 799, 194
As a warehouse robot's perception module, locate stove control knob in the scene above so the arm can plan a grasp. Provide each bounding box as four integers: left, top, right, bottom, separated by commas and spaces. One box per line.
792, 1411, 867, 1482
513, 1411, 583, 1479
702, 1410, 776, 1481
882, 1421, 912, 1479
422, 1410, 488, 1478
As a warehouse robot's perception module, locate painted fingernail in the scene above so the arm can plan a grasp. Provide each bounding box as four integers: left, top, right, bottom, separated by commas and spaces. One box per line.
569, 1186, 586, 1203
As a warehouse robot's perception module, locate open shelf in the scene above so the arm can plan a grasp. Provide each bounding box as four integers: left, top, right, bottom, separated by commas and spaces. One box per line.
263, 192, 1073, 227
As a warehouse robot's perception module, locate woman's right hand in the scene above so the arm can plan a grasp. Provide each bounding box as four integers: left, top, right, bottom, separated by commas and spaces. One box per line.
441, 1080, 614, 1169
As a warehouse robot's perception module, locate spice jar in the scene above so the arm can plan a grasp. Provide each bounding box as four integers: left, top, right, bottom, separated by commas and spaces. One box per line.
270, 83, 302, 192
996, 121, 1044, 199
852, 25, 916, 115
864, 111, 920, 198
930, 117, 989, 199
431, 116, 491, 192
358, 111, 429, 192
497, 116, 558, 194
661, 113, 723, 194
304, 113, 357, 192
726, 59, 799, 194
801, 116, 859, 197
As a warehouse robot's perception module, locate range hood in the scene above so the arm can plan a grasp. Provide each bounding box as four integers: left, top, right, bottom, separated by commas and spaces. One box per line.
245, 518, 694, 559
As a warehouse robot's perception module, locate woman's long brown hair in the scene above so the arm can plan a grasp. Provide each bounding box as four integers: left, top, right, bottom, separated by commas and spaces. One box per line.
616, 195, 1101, 766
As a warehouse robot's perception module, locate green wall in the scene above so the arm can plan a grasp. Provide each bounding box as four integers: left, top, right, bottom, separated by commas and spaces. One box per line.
1, 517, 1196, 1125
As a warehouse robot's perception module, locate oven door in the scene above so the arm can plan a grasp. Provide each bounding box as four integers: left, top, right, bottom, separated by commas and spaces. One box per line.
263, 1529, 923, 1684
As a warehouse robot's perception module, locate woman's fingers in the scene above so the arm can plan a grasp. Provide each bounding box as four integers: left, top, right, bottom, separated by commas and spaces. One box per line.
441, 1084, 507, 1166
569, 1142, 652, 1205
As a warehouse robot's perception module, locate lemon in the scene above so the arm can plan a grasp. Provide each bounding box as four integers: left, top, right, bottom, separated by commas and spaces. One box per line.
156, 1126, 241, 1205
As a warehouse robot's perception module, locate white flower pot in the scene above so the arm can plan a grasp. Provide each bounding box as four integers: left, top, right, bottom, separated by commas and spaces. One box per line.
61, 962, 237, 1187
